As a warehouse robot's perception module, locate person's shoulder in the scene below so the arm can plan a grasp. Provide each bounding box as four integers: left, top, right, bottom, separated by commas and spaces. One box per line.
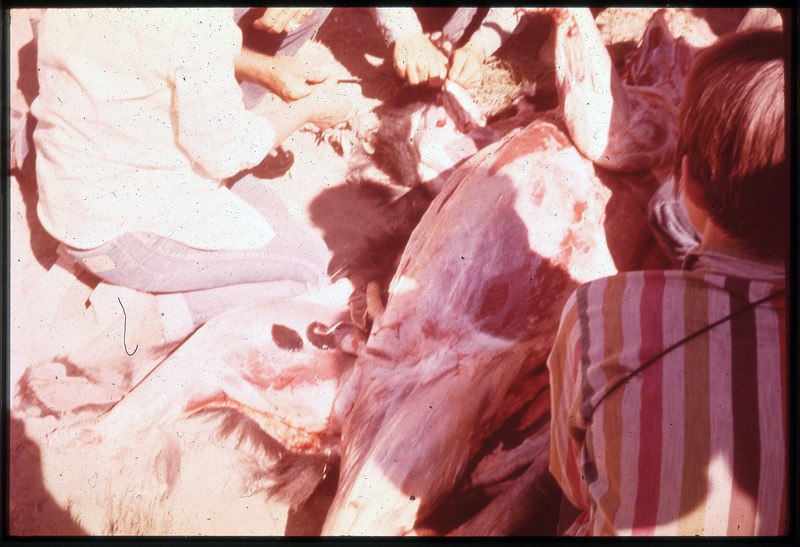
568, 268, 694, 308
576, 268, 683, 290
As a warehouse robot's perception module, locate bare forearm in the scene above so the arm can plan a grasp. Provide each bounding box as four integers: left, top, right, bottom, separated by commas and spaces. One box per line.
267, 99, 315, 147
234, 46, 268, 86
236, 48, 316, 147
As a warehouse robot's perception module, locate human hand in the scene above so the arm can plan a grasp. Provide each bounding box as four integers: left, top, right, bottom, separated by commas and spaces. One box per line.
254, 7, 314, 34
237, 47, 330, 101
393, 33, 448, 88
304, 78, 356, 129
268, 56, 329, 101
447, 41, 486, 89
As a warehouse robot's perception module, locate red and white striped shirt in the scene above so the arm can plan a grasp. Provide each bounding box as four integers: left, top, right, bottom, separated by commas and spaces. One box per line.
547, 244, 787, 536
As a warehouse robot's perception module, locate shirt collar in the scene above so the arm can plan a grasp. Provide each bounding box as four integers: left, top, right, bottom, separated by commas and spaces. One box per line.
682, 242, 786, 284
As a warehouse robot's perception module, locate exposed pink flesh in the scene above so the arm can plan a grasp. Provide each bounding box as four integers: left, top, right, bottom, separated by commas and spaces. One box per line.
554, 8, 678, 173
442, 79, 486, 132
322, 8, 696, 534
323, 116, 658, 535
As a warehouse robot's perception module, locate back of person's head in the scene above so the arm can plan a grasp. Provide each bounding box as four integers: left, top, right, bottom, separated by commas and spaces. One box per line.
676, 29, 788, 261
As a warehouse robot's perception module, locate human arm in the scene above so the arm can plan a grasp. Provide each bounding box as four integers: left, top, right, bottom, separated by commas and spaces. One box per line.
447, 40, 485, 89
256, 77, 355, 146
374, 8, 447, 87
173, 10, 350, 180
233, 7, 330, 100
253, 7, 314, 34
448, 8, 522, 88
467, 7, 523, 58
234, 46, 328, 101
393, 33, 448, 87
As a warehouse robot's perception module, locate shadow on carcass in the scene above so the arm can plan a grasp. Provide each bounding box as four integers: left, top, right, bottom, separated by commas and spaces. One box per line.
323, 118, 631, 536
9, 415, 89, 535
307, 79, 521, 320
322, 8, 692, 536
308, 181, 433, 307
31, 295, 360, 535
18, 75, 492, 539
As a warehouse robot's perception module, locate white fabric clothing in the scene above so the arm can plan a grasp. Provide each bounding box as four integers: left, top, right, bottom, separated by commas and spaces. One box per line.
469, 8, 525, 58
9, 8, 43, 171
32, 8, 277, 251
373, 8, 424, 43
374, 7, 523, 58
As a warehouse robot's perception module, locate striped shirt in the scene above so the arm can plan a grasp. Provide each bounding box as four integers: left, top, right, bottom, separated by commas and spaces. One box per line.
547, 244, 787, 536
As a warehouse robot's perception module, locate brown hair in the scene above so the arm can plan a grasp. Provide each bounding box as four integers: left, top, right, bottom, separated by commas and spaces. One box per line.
676, 29, 788, 260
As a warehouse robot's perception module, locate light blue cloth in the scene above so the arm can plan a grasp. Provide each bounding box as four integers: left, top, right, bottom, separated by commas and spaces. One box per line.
62, 174, 330, 341
647, 174, 702, 265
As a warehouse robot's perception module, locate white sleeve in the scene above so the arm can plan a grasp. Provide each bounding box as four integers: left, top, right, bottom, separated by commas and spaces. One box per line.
373, 7, 424, 43
171, 9, 275, 181
468, 8, 524, 58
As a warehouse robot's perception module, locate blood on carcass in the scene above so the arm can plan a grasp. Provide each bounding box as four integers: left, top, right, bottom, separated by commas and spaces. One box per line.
323, 8, 692, 535
323, 117, 644, 535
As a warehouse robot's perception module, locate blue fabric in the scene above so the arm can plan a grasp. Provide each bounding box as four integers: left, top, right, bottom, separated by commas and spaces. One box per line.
647, 174, 702, 265
62, 173, 330, 331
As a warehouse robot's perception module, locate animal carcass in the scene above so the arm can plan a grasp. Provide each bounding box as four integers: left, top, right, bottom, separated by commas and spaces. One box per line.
322, 8, 682, 535
322, 116, 653, 536
28, 289, 360, 535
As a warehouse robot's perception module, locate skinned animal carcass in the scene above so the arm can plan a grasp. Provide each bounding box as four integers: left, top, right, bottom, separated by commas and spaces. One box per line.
351, 78, 535, 195
322, 8, 686, 535
312, 80, 539, 319
322, 115, 662, 536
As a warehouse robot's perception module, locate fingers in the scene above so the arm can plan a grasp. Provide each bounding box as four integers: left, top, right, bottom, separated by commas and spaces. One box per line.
447, 44, 485, 89
289, 7, 314, 28
424, 60, 446, 89
515, 7, 570, 23
447, 52, 470, 87
282, 69, 330, 101
255, 7, 314, 34
296, 59, 331, 86
257, 56, 330, 101
393, 36, 416, 84
400, 61, 417, 86
305, 68, 329, 85
393, 34, 448, 88
283, 81, 315, 101
401, 61, 444, 88
255, 8, 289, 33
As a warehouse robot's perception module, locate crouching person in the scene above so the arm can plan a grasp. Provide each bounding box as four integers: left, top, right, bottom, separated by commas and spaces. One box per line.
32, 8, 353, 345
547, 29, 788, 536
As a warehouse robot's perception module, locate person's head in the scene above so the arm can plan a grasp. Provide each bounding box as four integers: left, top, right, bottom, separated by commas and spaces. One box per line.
676, 29, 788, 261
